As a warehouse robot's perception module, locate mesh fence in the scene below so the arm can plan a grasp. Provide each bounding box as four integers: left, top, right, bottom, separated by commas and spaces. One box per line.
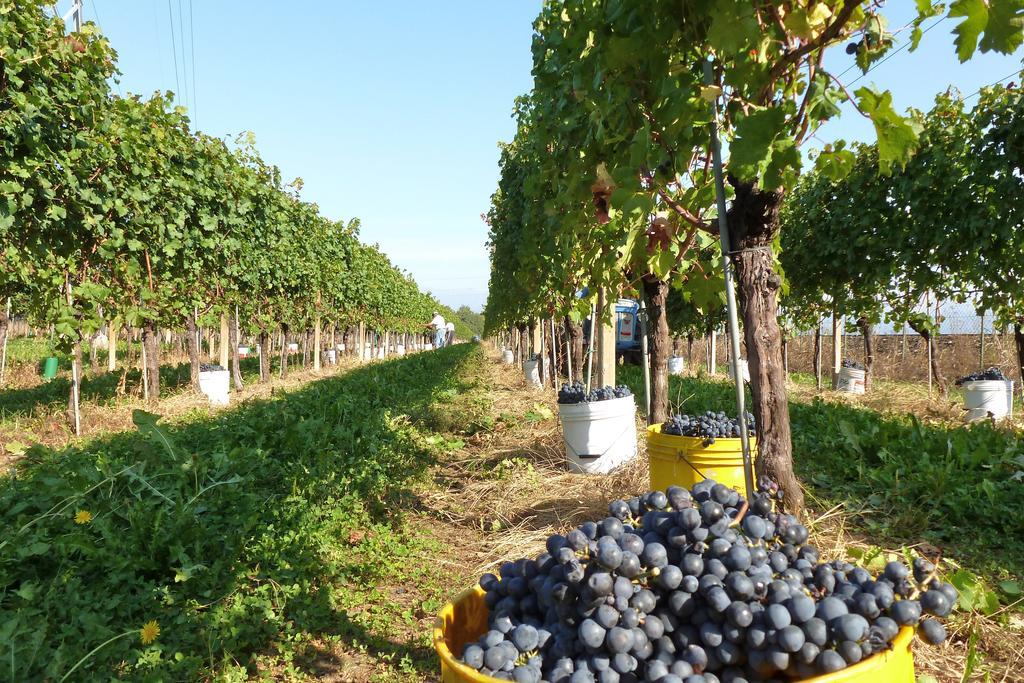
679, 298, 1021, 390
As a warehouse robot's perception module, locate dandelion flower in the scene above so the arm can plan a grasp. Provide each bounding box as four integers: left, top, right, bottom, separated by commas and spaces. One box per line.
74, 510, 93, 525
139, 620, 160, 645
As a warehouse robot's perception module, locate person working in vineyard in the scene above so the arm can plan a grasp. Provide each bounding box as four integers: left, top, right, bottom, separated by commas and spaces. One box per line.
445, 320, 455, 347
428, 311, 446, 349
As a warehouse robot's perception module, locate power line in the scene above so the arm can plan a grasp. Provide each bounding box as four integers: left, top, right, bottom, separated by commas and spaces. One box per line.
177, 0, 189, 112
840, 17, 946, 87
965, 70, 1022, 100
166, 0, 181, 100
89, 0, 122, 96
188, 0, 197, 127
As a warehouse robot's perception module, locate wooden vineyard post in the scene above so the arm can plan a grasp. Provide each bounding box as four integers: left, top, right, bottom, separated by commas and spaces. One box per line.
220, 313, 230, 368
709, 329, 717, 374
831, 312, 842, 388
596, 288, 616, 389
313, 315, 322, 372
1, 297, 10, 386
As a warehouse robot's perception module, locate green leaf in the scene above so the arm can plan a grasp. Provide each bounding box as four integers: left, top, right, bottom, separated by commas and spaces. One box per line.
728, 107, 788, 184
762, 138, 801, 190
132, 410, 178, 459
998, 579, 1021, 596
978, 0, 1024, 55
707, 0, 760, 53
855, 87, 921, 173
814, 146, 856, 181
949, 0, 990, 62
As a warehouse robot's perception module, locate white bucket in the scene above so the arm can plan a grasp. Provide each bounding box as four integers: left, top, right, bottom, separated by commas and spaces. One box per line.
728, 359, 750, 383
198, 369, 230, 406
523, 360, 541, 387
837, 367, 866, 394
963, 380, 1014, 422
325, 349, 337, 364
397, 344, 406, 356
558, 395, 638, 474
238, 346, 250, 359
287, 343, 298, 353
337, 343, 345, 351
668, 356, 686, 376
501, 349, 514, 365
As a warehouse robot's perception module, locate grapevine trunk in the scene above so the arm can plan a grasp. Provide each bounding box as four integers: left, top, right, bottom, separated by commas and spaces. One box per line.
258, 330, 270, 382
813, 325, 822, 391
856, 316, 875, 392
642, 277, 670, 425
279, 324, 289, 379
186, 315, 201, 391
142, 321, 160, 403
565, 317, 583, 383
727, 178, 803, 515
907, 319, 947, 395
229, 312, 243, 390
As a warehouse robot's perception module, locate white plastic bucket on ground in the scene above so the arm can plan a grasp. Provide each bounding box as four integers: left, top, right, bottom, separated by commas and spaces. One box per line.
668, 356, 686, 376
837, 367, 866, 394
963, 380, 1014, 422
337, 343, 345, 351
287, 342, 299, 353
397, 344, 406, 356
501, 349, 514, 365
727, 359, 750, 383
559, 395, 638, 474
237, 346, 250, 359
325, 349, 337, 364
523, 360, 541, 387
198, 369, 230, 406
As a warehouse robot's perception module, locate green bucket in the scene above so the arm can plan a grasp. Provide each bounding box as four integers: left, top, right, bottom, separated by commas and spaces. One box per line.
41, 356, 59, 379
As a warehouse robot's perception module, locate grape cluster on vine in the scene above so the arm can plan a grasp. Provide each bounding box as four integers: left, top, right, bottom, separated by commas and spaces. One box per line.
661, 412, 756, 445
458, 479, 954, 682
559, 384, 633, 405
839, 360, 864, 371
955, 367, 1008, 385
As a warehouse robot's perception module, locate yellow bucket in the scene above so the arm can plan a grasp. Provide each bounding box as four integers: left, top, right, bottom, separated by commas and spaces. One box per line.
647, 423, 756, 493
434, 586, 493, 682
434, 587, 915, 682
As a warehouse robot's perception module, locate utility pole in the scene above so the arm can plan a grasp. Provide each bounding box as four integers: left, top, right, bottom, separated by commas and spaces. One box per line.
62, 0, 84, 31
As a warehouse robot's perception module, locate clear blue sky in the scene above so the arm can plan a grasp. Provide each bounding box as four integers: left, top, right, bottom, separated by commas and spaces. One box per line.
78, 2, 1019, 314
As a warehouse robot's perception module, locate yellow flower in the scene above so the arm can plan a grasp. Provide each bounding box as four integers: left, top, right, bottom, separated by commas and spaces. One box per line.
74, 510, 93, 525
139, 620, 160, 645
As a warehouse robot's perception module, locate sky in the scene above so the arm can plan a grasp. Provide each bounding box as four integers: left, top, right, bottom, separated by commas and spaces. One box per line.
73, 2, 1021, 315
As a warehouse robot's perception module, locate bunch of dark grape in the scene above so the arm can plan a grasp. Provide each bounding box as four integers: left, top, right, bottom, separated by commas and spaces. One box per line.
199, 363, 225, 372
559, 383, 588, 405
955, 367, 1008, 386
840, 360, 864, 371
661, 412, 757, 446
458, 478, 955, 682
559, 384, 633, 405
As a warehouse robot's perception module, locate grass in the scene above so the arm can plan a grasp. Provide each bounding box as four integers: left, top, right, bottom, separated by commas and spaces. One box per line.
0, 343, 487, 681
